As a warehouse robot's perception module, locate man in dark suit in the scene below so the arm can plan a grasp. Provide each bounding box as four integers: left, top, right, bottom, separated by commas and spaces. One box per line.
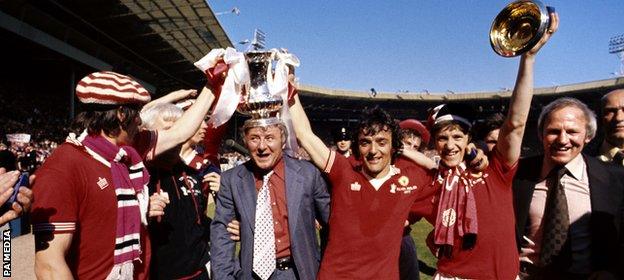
513, 97, 624, 279
211, 120, 330, 280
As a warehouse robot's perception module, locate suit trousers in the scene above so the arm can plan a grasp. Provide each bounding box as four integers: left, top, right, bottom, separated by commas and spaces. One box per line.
400, 232, 420, 280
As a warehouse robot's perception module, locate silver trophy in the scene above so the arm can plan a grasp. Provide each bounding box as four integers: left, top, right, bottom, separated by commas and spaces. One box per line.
238, 29, 286, 128
237, 51, 283, 119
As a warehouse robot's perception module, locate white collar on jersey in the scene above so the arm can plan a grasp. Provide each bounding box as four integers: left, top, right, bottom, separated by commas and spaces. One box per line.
362, 165, 400, 191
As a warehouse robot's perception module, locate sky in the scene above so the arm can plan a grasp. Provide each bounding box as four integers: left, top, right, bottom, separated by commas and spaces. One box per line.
209, 0, 624, 94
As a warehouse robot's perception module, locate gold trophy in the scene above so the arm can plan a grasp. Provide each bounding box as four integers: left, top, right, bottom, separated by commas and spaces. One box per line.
490, 0, 553, 57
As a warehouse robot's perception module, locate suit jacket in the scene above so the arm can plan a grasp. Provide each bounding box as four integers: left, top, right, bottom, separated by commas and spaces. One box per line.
513, 154, 624, 277
211, 156, 331, 280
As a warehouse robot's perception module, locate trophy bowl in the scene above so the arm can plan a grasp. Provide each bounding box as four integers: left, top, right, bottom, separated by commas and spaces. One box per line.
489, 0, 551, 57
237, 51, 284, 121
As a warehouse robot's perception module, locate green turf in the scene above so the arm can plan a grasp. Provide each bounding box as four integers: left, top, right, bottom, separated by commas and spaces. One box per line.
411, 220, 437, 280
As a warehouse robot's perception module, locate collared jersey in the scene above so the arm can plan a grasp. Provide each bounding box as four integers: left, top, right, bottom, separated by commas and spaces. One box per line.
31, 143, 151, 280
31, 131, 156, 280
318, 151, 437, 279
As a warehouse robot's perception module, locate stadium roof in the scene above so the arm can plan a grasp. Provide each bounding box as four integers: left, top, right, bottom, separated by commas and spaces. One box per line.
0, 0, 232, 93
298, 77, 624, 121
1, 0, 623, 123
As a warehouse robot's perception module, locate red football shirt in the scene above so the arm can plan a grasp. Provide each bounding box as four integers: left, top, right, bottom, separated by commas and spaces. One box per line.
318, 151, 438, 279
32, 132, 156, 280
430, 149, 519, 280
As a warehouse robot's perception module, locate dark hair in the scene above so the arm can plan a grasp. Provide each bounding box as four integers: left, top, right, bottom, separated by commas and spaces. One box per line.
399, 128, 424, 151
351, 107, 402, 160
72, 105, 140, 137
473, 112, 505, 141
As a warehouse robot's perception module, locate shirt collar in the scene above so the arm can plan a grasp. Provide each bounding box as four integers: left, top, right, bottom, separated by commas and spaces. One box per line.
598, 141, 622, 162
254, 156, 285, 181
563, 153, 586, 182
362, 165, 400, 182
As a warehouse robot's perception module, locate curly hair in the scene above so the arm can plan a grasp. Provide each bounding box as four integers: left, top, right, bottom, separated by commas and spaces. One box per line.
351, 107, 402, 160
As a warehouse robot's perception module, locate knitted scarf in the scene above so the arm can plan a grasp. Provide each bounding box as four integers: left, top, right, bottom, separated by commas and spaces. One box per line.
78, 134, 150, 280
432, 163, 478, 258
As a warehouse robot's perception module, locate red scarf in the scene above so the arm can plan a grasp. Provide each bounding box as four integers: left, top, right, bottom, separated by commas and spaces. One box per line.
433, 163, 478, 258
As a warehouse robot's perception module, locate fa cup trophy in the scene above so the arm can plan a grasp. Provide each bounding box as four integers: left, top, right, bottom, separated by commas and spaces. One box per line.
490, 0, 554, 57
237, 50, 285, 127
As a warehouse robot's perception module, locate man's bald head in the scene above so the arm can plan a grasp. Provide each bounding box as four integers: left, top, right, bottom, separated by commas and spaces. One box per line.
601, 89, 624, 147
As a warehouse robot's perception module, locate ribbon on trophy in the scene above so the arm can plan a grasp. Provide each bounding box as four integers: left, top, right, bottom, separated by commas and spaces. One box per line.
195, 47, 250, 128
194, 47, 301, 157
267, 49, 300, 157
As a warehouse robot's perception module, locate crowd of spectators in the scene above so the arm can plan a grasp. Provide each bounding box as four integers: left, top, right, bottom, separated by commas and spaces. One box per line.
0, 80, 67, 173
0, 82, 71, 144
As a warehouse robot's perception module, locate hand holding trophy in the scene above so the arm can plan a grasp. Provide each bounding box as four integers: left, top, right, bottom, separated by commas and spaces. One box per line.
490, 0, 557, 57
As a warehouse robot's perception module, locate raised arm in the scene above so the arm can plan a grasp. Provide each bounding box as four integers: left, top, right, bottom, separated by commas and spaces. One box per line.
154, 86, 215, 156
496, 12, 559, 166
141, 89, 197, 113
288, 95, 331, 170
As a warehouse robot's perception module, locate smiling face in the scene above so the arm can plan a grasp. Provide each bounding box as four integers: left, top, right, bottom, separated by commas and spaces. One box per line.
602, 90, 624, 147
541, 106, 591, 166
244, 125, 284, 171
358, 128, 393, 179
433, 123, 470, 168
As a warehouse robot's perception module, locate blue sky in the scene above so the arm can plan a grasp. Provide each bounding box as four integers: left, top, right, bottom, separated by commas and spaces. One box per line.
210, 0, 624, 93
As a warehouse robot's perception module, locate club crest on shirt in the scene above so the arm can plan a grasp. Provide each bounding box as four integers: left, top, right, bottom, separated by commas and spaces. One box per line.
97, 177, 109, 190
350, 182, 362, 191
442, 208, 457, 227
398, 176, 409, 187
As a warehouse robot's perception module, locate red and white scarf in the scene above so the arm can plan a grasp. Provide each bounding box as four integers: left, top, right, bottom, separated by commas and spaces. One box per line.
433, 163, 478, 258
68, 133, 150, 279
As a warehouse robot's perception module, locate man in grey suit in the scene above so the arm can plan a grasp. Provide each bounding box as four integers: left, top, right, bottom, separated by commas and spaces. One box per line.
513, 97, 624, 279
211, 120, 330, 280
